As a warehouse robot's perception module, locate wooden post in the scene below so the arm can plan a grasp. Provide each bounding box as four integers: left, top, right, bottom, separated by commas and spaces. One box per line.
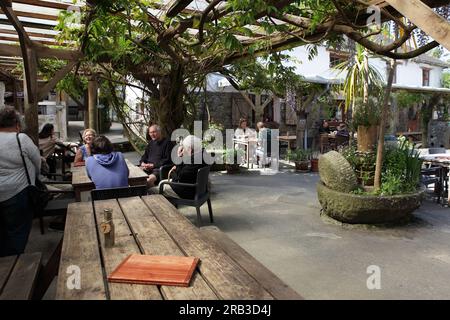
384, 0, 450, 51
88, 77, 98, 131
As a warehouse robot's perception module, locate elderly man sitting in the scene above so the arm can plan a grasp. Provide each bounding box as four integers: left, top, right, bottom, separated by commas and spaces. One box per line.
139, 124, 174, 187
152, 135, 207, 199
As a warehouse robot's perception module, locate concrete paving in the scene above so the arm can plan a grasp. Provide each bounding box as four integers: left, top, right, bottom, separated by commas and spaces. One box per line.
27, 122, 450, 299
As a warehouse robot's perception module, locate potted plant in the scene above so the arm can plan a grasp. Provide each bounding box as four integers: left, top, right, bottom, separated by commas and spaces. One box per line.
223, 148, 245, 173
310, 151, 320, 172
288, 149, 311, 172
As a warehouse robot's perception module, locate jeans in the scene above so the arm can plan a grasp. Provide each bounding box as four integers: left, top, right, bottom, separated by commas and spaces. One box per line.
0, 187, 34, 257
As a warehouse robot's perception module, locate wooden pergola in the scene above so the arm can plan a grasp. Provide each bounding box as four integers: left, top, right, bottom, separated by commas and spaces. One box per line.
0, 0, 83, 143
0, 0, 449, 143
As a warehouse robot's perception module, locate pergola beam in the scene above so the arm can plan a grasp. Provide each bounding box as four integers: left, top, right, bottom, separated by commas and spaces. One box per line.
12, 0, 77, 10
0, 9, 59, 21
384, 0, 450, 51
37, 60, 77, 101
0, 28, 57, 39
0, 43, 82, 60
0, 35, 61, 46
0, 17, 55, 30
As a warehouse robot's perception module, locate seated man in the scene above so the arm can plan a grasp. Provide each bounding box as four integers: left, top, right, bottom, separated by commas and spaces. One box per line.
139, 124, 174, 187
156, 135, 207, 199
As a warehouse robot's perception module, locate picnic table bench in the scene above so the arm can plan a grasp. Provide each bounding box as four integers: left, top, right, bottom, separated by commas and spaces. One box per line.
56, 194, 302, 300
71, 159, 148, 201
0, 252, 42, 300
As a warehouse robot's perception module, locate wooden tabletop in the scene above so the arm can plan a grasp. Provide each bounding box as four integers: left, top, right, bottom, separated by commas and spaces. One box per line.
278, 135, 296, 141
56, 195, 301, 300
72, 159, 147, 187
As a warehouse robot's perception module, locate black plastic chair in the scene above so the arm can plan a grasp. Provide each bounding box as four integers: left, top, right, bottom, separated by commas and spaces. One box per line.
159, 166, 213, 227
91, 185, 148, 201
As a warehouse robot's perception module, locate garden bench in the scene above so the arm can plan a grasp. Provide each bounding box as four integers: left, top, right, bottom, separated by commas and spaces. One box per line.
0, 252, 42, 300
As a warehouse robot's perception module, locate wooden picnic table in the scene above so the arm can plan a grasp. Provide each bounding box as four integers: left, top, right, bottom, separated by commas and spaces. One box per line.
397, 131, 422, 142
0, 252, 42, 300
278, 135, 296, 150
56, 194, 301, 300
71, 159, 148, 201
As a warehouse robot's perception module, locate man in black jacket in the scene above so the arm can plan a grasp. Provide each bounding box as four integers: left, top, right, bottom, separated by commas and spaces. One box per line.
139, 124, 174, 187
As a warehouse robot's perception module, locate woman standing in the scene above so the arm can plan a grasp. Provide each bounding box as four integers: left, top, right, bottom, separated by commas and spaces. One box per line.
0, 108, 41, 257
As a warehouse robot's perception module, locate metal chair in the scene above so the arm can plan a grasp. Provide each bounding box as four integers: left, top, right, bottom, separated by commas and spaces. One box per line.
159, 166, 213, 227
90, 185, 148, 201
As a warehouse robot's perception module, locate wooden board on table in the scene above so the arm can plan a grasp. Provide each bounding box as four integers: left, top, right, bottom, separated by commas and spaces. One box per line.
118, 196, 218, 300
108, 254, 199, 287
93, 199, 162, 300
142, 195, 274, 300
56, 202, 106, 300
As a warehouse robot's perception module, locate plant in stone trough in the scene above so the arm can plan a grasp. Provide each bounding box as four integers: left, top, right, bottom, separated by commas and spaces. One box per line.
380, 137, 422, 195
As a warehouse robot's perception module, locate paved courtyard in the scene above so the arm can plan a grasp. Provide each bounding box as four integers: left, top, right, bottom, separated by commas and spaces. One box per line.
26, 122, 450, 299
180, 169, 450, 299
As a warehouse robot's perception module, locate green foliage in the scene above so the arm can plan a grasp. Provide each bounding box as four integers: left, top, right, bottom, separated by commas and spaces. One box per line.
442, 72, 450, 89
287, 149, 310, 162
351, 96, 381, 128
226, 53, 303, 97
334, 44, 384, 112
394, 90, 423, 109
223, 148, 245, 163
380, 136, 422, 195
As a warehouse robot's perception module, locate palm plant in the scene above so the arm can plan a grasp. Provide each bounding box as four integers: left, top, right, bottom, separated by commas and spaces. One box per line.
334, 44, 384, 114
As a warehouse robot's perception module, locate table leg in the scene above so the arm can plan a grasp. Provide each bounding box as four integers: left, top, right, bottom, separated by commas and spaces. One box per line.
246, 144, 250, 169
75, 188, 81, 202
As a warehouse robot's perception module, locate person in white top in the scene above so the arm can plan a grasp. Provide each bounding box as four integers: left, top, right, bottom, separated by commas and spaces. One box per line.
0, 107, 41, 257
234, 118, 257, 165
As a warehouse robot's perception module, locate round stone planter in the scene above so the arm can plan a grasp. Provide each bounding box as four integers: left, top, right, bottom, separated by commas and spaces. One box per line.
317, 182, 424, 224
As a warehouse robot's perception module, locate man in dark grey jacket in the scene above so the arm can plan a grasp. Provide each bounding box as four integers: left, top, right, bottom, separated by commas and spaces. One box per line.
139, 124, 174, 187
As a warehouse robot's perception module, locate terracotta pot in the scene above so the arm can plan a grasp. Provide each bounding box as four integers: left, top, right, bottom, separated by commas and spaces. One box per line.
311, 159, 319, 172
357, 125, 379, 152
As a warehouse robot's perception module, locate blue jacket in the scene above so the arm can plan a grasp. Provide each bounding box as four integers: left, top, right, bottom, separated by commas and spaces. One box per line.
86, 152, 129, 189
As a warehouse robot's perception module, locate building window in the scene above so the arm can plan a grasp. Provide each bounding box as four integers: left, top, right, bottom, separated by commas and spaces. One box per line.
329, 52, 349, 68
422, 68, 430, 87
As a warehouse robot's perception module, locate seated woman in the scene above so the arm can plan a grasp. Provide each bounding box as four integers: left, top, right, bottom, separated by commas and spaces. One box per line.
73, 128, 96, 163
319, 120, 331, 134
39, 123, 77, 174
86, 135, 129, 189
157, 135, 207, 199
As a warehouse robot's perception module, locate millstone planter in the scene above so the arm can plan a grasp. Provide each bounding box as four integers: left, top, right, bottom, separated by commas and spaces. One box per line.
317, 182, 424, 224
